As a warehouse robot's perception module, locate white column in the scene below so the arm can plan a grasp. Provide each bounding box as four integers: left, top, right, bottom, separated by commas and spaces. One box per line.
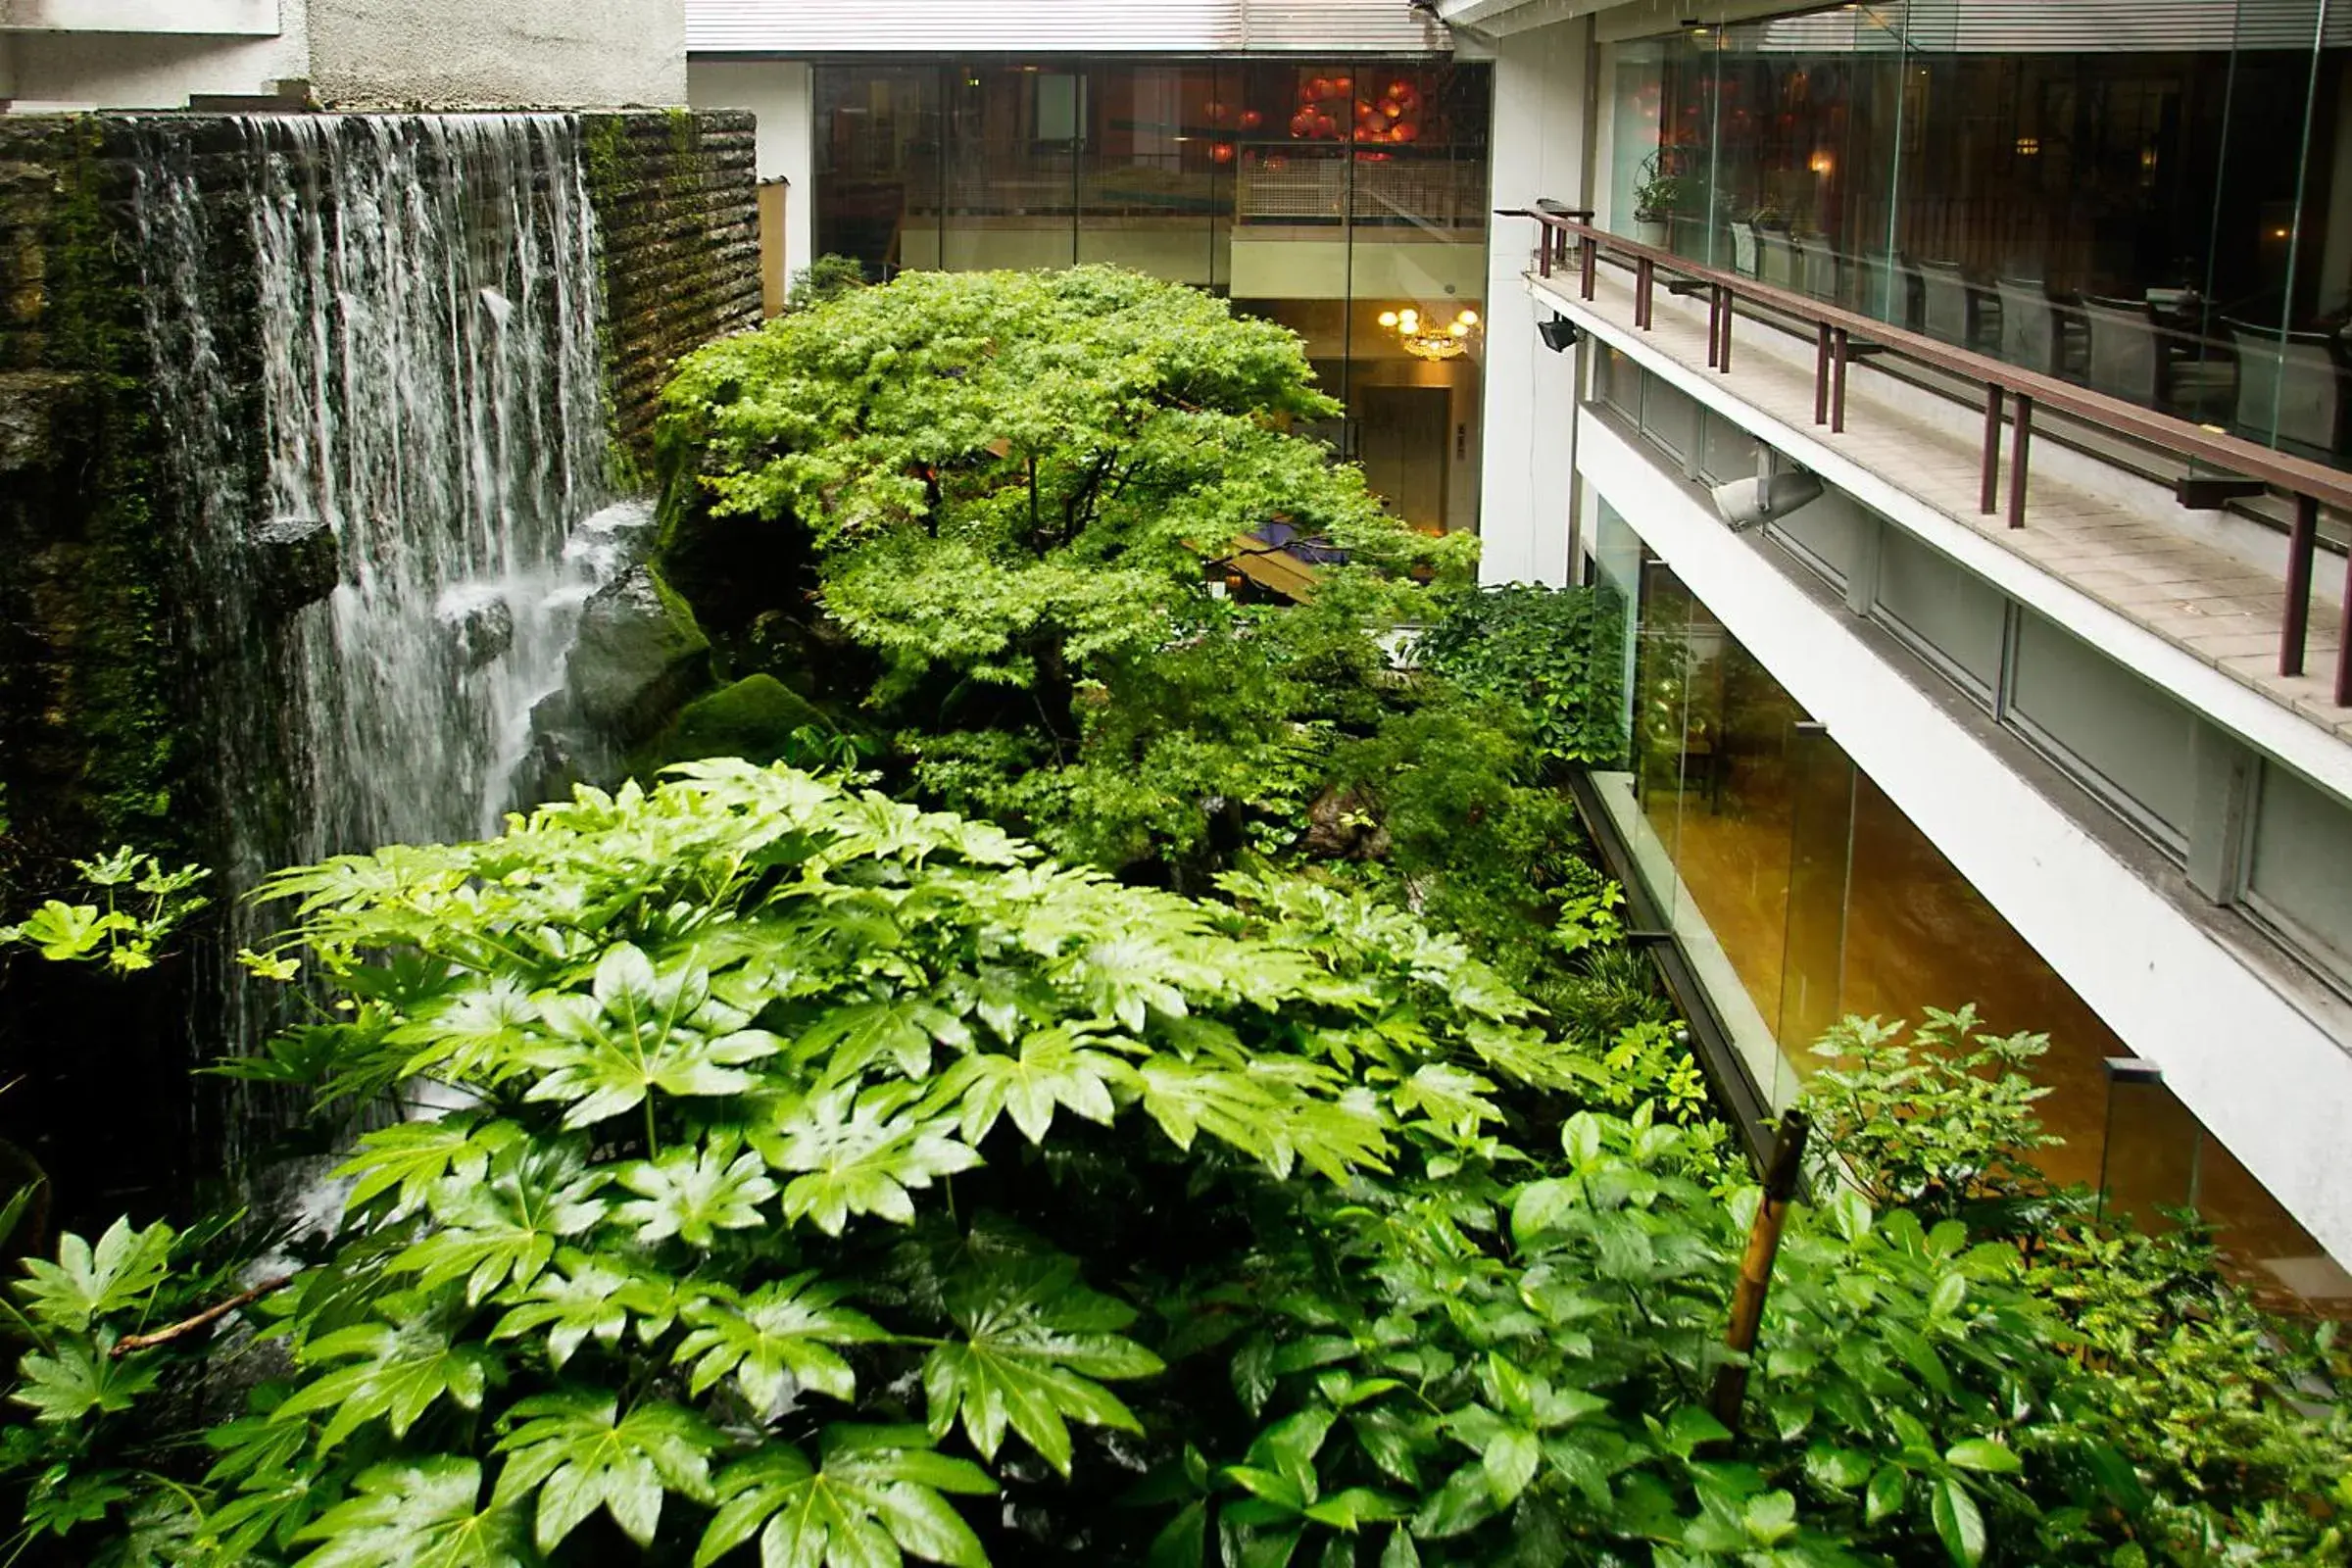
1477, 17, 1590, 586
689, 60, 815, 283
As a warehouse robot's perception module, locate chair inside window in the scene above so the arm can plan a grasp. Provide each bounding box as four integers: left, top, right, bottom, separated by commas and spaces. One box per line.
1919, 261, 1988, 350
1730, 220, 1759, 279
1795, 234, 1841, 305
2226, 318, 2352, 458
1995, 275, 2069, 377
1757, 228, 1798, 291
2081, 295, 2164, 407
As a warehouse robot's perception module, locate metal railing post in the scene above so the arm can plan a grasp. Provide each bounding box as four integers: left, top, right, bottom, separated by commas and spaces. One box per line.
1707, 286, 1722, 368
2282, 493, 2318, 678
1719, 287, 1733, 371
1635, 256, 1653, 328
1831, 327, 1849, 434
1581, 232, 1596, 300
2007, 395, 2034, 529
1814, 323, 1832, 424
1980, 385, 2003, 514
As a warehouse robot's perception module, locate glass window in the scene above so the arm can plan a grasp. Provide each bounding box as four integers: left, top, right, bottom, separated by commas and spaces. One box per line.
2005, 612, 2198, 845
811, 58, 1491, 533
1766, 487, 1868, 586
1607, 10, 2352, 468
1872, 526, 2004, 693
1641, 371, 1697, 459
2244, 760, 2352, 980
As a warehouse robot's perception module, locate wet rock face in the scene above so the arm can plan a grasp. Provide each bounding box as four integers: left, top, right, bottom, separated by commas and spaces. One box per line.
564, 564, 712, 744
248, 518, 340, 617
0, 371, 83, 476
437, 591, 514, 670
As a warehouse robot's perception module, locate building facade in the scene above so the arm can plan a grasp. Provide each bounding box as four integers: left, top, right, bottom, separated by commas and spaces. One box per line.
1465, 0, 2352, 1302
0, 0, 688, 110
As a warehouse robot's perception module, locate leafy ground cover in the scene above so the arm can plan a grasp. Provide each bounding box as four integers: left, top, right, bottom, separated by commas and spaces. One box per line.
2, 266, 2343, 1567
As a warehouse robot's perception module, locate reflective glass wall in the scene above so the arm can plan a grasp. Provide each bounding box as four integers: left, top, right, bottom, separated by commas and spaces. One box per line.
812, 58, 1492, 532
1605, 3, 2352, 465
1591, 505, 2335, 1306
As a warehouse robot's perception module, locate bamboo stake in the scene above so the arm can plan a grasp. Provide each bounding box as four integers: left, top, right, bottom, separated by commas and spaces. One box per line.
112, 1274, 294, 1357
1709, 1108, 1811, 1431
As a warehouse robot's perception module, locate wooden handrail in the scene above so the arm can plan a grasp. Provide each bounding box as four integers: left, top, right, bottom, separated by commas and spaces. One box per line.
1507, 206, 2352, 705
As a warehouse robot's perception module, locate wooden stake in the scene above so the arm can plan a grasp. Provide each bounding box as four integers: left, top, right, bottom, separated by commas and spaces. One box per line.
1709, 1109, 1811, 1431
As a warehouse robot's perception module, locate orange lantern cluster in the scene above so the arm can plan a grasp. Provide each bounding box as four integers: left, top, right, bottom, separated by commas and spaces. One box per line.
1285, 74, 1424, 144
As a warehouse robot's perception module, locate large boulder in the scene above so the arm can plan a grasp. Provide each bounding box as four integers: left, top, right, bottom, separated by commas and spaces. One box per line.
632, 673, 826, 773
565, 564, 712, 744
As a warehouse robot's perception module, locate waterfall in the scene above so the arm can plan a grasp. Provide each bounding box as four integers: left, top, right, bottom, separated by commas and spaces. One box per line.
130, 115, 645, 1128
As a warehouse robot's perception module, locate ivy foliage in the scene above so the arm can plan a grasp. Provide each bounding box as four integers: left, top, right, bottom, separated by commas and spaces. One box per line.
0, 764, 2235, 1568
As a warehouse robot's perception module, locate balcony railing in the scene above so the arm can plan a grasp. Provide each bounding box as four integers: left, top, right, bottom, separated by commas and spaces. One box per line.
1509, 206, 2352, 708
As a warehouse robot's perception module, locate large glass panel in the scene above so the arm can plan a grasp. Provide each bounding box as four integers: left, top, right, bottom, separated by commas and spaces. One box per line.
1609, 8, 2352, 467
813, 66, 943, 277
943, 64, 1078, 271
1838, 773, 2123, 1193
1076, 62, 1229, 285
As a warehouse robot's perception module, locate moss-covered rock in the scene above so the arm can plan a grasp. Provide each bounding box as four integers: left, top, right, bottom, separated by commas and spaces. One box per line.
632, 672, 825, 772
565, 564, 712, 744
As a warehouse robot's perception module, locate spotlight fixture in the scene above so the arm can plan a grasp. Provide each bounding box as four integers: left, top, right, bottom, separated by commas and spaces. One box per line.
1710, 450, 1822, 532
1538, 314, 1581, 352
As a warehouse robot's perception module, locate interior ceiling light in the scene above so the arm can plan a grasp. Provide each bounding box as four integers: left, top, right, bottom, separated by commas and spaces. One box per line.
1377, 305, 1480, 361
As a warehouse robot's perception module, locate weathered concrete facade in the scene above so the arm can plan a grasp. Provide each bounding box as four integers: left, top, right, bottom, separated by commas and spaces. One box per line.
2, 0, 686, 111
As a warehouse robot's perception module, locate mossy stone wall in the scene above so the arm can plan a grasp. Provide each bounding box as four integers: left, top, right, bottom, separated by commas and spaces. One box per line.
582, 109, 763, 484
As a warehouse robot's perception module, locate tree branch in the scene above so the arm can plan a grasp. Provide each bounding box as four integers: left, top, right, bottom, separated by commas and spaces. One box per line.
111, 1274, 295, 1357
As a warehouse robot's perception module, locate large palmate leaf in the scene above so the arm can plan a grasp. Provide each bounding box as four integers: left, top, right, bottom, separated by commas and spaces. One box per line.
694, 1426, 995, 1568
920, 1250, 1163, 1475
1135, 1058, 1390, 1181
392, 976, 541, 1082
335, 1118, 526, 1219
491, 1250, 682, 1369
757, 1083, 983, 1236
292, 1458, 528, 1568
11, 1339, 160, 1425
491, 1395, 720, 1552
932, 1027, 1130, 1146
612, 1144, 779, 1248
677, 1273, 890, 1413
523, 944, 781, 1127
15, 1217, 173, 1332
394, 1142, 608, 1303
273, 1317, 500, 1450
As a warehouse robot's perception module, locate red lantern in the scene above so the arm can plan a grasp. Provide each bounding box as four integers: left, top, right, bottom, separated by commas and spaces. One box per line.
1388, 121, 1419, 143
1209, 141, 1235, 164
1238, 108, 1262, 130
1360, 113, 1390, 136
1377, 97, 1401, 119
1333, 74, 1352, 92
1289, 110, 1314, 137
1202, 99, 1228, 122
1387, 79, 1411, 100
1306, 76, 1331, 100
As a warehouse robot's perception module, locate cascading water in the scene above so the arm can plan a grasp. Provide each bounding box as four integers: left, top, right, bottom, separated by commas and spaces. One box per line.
130, 115, 648, 1140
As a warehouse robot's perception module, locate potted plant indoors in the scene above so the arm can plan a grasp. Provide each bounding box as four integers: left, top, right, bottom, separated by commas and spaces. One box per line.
1631, 149, 1691, 245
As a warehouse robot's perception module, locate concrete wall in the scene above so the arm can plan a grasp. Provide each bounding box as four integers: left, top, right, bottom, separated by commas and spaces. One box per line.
307, 0, 685, 107
1, 0, 309, 109
1, 0, 686, 109
1477, 15, 1588, 585
687, 60, 811, 284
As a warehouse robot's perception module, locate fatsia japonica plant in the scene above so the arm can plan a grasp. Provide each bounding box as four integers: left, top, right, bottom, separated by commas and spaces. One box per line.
5, 764, 2156, 1568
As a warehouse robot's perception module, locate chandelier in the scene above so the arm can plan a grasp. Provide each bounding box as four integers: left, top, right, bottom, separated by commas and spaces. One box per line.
1377, 305, 1480, 361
